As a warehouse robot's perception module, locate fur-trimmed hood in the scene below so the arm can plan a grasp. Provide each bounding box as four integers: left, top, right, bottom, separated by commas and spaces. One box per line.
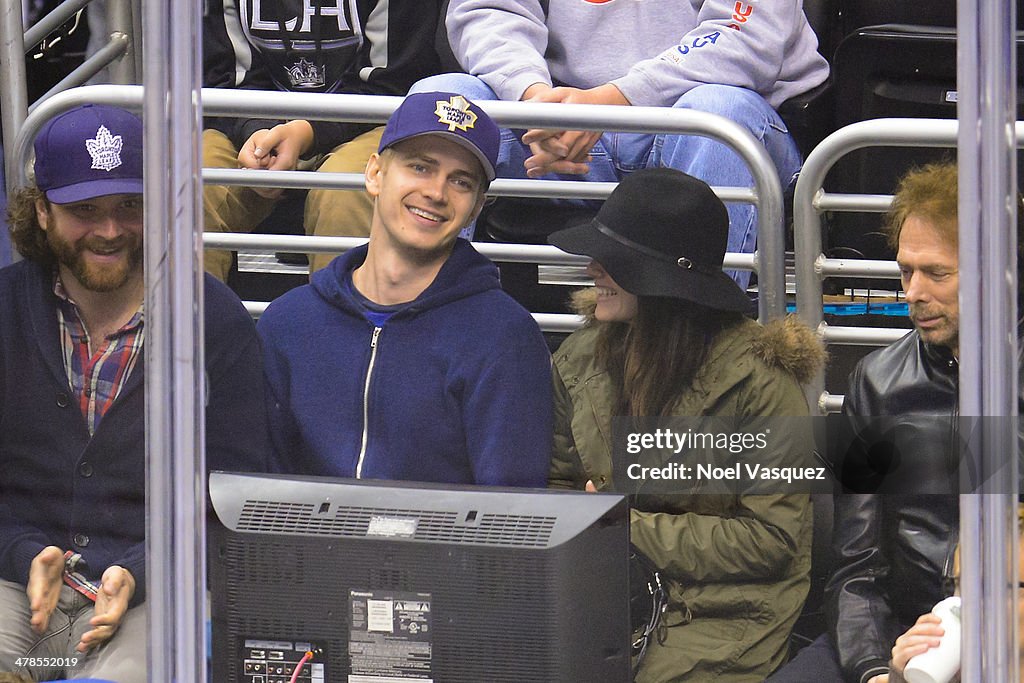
749, 314, 827, 385
569, 287, 825, 386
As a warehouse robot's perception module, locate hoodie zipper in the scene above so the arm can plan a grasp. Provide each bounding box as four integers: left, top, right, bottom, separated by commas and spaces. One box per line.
355, 326, 382, 479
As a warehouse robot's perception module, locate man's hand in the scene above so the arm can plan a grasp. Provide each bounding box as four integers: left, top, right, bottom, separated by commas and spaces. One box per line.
26, 546, 64, 634
75, 565, 136, 653
237, 119, 315, 199
866, 675, 889, 683
520, 84, 630, 177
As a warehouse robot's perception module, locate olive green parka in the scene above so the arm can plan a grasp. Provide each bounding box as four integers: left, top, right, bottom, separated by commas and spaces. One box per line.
550, 300, 826, 683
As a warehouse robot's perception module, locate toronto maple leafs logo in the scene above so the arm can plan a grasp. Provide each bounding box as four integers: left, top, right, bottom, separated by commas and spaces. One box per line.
434, 96, 477, 132
85, 125, 123, 172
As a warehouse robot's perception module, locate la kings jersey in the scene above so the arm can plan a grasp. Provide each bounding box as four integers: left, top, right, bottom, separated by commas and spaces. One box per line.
203, 0, 443, 151
238, 0, 360, 92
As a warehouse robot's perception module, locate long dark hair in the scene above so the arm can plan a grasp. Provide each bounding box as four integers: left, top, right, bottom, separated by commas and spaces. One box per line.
594, 296, 744, 417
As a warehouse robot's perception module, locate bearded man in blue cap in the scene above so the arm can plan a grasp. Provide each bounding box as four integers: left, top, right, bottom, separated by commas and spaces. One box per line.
257, 92, 552, 486
0, 104, 272, 682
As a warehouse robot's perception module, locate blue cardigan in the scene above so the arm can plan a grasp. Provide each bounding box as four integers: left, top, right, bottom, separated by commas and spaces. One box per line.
0, 260, 273, 604
258, 239, 553, 486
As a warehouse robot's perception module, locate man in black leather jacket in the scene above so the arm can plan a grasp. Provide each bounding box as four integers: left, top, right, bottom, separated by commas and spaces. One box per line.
770, 162, 972, 683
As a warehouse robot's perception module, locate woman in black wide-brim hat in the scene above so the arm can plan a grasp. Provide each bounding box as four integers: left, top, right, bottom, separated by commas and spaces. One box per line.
547, 167, 825, 682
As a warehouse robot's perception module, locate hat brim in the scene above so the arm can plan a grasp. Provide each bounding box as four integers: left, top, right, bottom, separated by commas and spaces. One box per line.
387, 131, 496, 182
549, 219, 753, 314
46, 178, 144, 204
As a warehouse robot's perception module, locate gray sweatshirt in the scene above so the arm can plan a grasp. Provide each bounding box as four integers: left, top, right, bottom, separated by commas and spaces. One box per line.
447, 0, 830, 109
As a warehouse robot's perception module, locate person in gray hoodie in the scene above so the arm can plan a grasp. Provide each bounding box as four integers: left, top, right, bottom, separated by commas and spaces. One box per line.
413, 0, 830, 288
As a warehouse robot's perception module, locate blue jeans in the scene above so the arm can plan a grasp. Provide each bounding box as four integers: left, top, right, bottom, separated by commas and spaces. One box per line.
411, 74, 802, 289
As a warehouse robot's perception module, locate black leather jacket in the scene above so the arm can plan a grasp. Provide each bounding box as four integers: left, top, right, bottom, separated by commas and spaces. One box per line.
825, 331, 960, 683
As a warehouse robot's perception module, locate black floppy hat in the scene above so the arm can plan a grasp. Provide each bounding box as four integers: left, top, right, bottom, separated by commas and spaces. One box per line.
548, 167, 753, 314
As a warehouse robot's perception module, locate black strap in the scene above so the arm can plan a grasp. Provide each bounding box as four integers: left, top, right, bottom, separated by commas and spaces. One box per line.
595, 221, 720, 276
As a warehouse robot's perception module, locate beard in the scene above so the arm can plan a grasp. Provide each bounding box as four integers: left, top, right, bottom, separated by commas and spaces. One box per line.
46, 221, 143, 292
909, 304, 959, 351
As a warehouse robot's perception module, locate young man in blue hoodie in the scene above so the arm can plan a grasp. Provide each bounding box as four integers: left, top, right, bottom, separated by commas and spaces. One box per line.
257, 92, 553, 486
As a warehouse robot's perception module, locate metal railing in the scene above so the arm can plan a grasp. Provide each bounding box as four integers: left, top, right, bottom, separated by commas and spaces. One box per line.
793, 117, 1024, 413
13, 84, 787, 323
205, 233, 755, 326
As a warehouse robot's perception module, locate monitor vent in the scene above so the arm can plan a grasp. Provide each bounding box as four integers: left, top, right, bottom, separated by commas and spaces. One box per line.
421, 513, 556, 547
235, 501, 556, 546
237, 500, 320, 533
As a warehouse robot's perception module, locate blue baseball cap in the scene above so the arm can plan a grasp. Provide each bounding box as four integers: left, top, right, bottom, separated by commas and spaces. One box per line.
33, 104, 144, 204
378, 92, 499, 182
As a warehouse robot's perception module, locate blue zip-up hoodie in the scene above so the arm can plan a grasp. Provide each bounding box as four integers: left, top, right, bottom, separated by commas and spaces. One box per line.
258, 239, 553, 486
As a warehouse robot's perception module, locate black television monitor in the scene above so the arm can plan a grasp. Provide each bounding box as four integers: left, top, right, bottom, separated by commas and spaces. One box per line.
209, 471, 632, 683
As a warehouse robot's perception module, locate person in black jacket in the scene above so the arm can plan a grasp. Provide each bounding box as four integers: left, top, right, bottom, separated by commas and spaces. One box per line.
888, 504, 1024, 683
768, 162, 1005, 683
202, 0, 443, 279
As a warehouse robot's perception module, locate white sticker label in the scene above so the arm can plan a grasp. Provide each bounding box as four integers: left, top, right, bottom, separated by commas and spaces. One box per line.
367, 599, 395, 632
367, 515, 418, 538
243, 638, 294, 649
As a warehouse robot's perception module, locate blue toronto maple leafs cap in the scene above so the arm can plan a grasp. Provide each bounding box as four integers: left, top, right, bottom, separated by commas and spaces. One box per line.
33, 104, 144, 203
379, 92, 499, 182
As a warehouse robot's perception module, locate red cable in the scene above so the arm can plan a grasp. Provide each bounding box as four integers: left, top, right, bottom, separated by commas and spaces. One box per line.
289, 650, 314, 683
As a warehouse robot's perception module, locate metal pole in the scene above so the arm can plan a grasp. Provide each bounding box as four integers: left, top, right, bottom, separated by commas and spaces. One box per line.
820, 325, 907, 347
104, 0, 136, 83
143, 0, 205, 679
1, 0, 28, 197
957, 2, 1019, 683
129, 0, 141, 83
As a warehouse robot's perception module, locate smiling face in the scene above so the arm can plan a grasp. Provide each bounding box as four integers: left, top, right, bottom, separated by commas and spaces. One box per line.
36, 193, 144, 293
586, 260, 638, 323
365, 136, 486, 264
897, 214, 960, 355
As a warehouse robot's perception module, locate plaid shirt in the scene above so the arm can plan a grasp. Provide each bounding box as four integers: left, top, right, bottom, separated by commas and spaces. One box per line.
54, 275, 145, 435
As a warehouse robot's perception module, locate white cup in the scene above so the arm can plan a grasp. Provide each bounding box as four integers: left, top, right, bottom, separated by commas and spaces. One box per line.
903, 596, 962, 683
